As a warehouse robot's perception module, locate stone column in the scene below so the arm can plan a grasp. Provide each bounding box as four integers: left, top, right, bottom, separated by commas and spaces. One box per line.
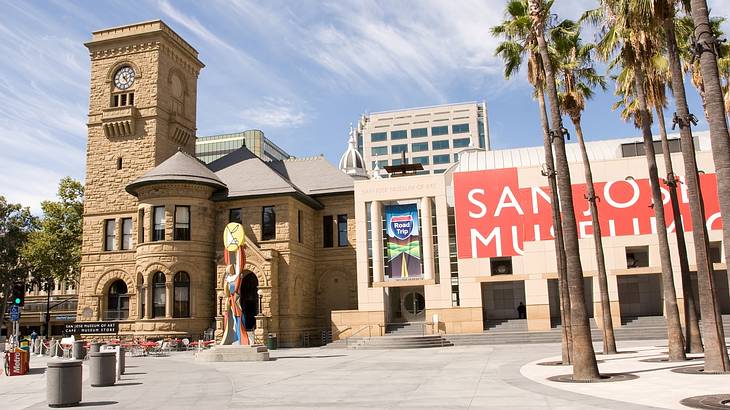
145, 284, 152, 319
165, 282, 173, 318
137, 286, 145, 319
421, 197, 434, 281
254, 314, 268, 345
371, 201, 384, 283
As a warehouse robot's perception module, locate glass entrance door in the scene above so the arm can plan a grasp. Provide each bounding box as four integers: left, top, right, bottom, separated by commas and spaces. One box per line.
401, 291, 425, 322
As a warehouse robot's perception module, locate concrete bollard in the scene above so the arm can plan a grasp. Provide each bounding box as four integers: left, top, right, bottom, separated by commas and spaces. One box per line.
118, 346, 125, 375
89, 342, 102, 353
33, 339, 41, 355
72, 340, 86, 360
47, 359, 82, 407
49, 339, 58, 357
89, 351, 116, 387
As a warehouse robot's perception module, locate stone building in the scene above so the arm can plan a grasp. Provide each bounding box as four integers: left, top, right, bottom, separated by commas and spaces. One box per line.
77, 20, 359, 346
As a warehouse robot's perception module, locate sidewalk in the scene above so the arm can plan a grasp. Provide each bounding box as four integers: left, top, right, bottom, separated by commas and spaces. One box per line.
521, 342, 730, 410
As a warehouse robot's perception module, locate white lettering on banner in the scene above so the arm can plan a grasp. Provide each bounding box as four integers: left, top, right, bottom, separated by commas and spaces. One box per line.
679, 176, 689, 203
604, 179, 640, 208
632, 218, 640, 235
471, 227, 501, 258
531, 186, 551, 214
511, 226, 524, 255
660, 187, 671, 205
608, 219, 617, 237
468, 188, 487, 218
495, 187, 524, 216
706, 212, 722, 231
534, 224, 541, 242
650, 217, 657, 234
579, 220, 593, 238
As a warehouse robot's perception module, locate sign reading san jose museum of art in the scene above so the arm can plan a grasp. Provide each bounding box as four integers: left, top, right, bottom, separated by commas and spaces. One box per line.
453, 168, 722, 259
64, 321, 119, 335
385, 204, 423, 280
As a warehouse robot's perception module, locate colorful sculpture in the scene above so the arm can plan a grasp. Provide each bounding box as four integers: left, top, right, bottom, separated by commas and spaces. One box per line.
221, 222, 250, 345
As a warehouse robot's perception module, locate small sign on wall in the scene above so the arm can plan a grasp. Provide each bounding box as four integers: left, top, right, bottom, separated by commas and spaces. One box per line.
64, 321, 119, 335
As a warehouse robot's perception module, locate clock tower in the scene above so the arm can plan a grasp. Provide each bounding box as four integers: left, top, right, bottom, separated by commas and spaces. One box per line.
77, 21, 204, 326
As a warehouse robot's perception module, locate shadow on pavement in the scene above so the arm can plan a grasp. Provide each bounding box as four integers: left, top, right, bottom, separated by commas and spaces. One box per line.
78, 401, 118, 407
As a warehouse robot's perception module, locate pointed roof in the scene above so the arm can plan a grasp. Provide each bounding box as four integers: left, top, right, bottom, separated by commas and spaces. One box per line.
126, 150, 226, 195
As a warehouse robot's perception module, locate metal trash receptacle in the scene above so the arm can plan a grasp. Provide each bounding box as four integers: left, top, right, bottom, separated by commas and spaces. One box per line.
266, 333, 277, 350
47, 359, 82, 407
89, 351, 116, 387
72, 340, 86, 360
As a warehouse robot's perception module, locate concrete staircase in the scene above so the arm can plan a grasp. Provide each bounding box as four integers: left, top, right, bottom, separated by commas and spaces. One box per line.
445, 315, 730, 346
326, 315, 730, 349
384, 322, 427, 336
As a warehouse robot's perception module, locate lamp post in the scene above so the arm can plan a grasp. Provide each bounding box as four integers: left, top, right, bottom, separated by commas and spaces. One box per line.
256, 289, 263, 314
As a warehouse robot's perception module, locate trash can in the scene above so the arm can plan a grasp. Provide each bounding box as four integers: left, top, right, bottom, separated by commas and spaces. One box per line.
266, 333, 277, 350
89, 342, 102, 353
72, 340, 86, 360
89, 351, 116, 387
47, 359, 82, 407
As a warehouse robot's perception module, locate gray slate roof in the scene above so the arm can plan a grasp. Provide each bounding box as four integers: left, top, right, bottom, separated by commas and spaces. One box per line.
126, 150, 227, 195
208, 147, 354, 207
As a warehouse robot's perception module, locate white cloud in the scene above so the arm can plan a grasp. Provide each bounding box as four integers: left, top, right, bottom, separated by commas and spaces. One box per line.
239, 97, 310, 128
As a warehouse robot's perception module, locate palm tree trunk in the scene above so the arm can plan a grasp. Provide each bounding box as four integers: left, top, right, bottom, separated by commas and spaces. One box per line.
689, 0, 730, 373
538, 86, 573, 364
633, 66, 687, 362
572, 117, 617, 355
529, 0, 599, 381
655, 103, 704, 353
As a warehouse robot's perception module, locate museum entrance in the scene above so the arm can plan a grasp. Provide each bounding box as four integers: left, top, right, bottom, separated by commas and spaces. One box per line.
240, 272, 258, 330
617, 273, 662, 321
387, 286, 425, 323
481, 280, 526, 330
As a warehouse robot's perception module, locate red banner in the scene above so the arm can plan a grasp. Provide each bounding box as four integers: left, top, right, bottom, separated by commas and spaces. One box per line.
453, 168, 722, 259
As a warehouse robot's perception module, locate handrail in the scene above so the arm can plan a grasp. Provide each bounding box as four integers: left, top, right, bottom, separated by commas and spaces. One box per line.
333, 326, 351, 339
346, 325, 371, 348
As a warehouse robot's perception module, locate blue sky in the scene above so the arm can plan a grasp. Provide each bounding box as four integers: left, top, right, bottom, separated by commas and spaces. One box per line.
1, 0, 729, 212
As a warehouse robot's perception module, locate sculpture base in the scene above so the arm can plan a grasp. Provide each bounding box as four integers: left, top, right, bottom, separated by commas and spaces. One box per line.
195, 344, 270, 362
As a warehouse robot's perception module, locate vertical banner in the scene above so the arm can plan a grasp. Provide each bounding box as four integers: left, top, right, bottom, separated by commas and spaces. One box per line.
385, 204, 423, 280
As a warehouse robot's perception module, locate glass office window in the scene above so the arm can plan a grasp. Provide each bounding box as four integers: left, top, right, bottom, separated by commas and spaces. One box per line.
104, 219, 116, 251
391, 144, 408, 154
432, 125, 448, 136
432, 140, 450, 150
413, 156, 429, 165
371, 146, 388, 156
411, 128, 428, 138
412, 142, 429, 152
174, 206, 191, 241
453, 138, 470, 148
433, 154, 450, 164
391, 130, 407, 140
153, 206, 165, 241
452, 123, 469, 134
337, 215, 348, 247
371, 132, 387, 142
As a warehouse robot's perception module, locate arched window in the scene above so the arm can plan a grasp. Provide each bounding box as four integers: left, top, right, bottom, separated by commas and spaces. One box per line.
152, 272, 166, 318
173, 272, 190, 318
106, 280, 129, 320
137, 274, 145, 319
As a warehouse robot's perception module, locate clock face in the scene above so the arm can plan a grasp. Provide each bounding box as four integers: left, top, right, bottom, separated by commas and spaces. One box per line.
114, 66, 135, 90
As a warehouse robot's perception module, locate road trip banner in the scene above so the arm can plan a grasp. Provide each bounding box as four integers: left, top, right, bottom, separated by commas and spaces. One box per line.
385, 204, 423, 280
453, 168, 722, 259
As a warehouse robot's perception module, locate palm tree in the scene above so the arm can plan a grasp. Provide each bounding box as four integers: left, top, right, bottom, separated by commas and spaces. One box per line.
528, 0, 600, 381
550, 20, 617, 355
612, 48, 703, 353
687, 0, 730, 372
492, 0, 573, 364
587, 0, 686, 361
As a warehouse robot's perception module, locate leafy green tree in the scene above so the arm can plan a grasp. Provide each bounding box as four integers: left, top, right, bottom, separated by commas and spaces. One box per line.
550, 19, 617, 355
492, 0, 573, 365
21, 177, 84, 288
0, 196, 37, 332
528, 0, 601, 380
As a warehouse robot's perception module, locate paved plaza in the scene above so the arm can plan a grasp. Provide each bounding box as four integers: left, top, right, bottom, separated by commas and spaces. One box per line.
4, 339, 728, 409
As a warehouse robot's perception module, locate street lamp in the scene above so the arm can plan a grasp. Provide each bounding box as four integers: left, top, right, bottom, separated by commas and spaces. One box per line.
256, 289, 263, 314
